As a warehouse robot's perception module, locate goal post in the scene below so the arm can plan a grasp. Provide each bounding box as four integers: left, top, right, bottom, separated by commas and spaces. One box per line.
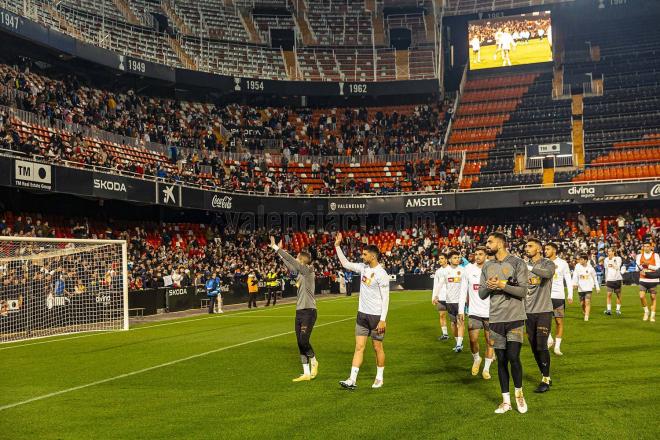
0, 236, 129, 343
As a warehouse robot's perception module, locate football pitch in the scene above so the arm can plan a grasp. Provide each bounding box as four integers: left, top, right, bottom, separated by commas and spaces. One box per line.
470, 39, 552, 70
2, 288, 658, 439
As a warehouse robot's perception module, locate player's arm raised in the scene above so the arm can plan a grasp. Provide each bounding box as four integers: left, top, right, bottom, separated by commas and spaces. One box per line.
334, 233, 363, 273
270, 236, 307, 273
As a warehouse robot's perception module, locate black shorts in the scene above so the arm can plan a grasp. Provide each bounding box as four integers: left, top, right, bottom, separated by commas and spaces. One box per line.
552, 299, 565, 318
436, 300, 447, 312
640, 281, 658, 293
355, 311, 384, 341
606, 281, 622, 292
446, 303, 459, 322
579, 291, 592, 301
488, 320, 525, 350
526, 312, 552, 352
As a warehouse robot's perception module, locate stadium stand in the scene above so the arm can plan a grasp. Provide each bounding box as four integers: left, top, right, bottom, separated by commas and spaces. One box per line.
558, 12, 660, 183
0, 0, 437, 82
452, 70, 572, 188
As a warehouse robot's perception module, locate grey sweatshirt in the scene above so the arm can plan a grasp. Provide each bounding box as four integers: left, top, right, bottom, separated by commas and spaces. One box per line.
479, 254, 529, 323
277, 249, 316, 310
525, 258, 555, 314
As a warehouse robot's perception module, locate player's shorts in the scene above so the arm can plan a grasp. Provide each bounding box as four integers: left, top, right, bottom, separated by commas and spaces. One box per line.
446, 303, 459, 322
355, 311, 384, 341
552, 299, 565, 318
606, 281, 622, 292
525, 312, 552, 352
436, 300, 447, 312
578, 291, 592, 301
639, 281, 658, 293
468, 315, 489, 331
472, 48, 479, 53
488, 320, 525, 350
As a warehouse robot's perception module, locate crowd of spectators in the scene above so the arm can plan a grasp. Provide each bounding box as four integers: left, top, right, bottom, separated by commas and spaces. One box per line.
1, 208, 657, 292
0, 59, 448, 158
0, 59, 457, 195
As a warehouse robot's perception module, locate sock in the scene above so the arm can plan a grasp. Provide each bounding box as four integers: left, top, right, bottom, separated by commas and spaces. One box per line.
484, 357, 493, 372
441, 326, 448, 336
456, 337, 463, 346
616, 304, 621, 311
472, 352, 481, 361
644, 306, 649, 313
310, 356, 317, 364
652, 312, 656, 318
376, 366, 384, 381
555, 338, 562, 350
515, 387, 523, 397
349, 366, 359, 383
542, 376, 551, 384
502, 392, 511, 405
607, 304, 612, 311
302, 364, 310, 376
548, 334, 554, 345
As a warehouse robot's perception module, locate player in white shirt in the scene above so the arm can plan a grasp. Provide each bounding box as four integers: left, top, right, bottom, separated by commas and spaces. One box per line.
572, 254, 600, 322
470, 36, 481, 63
603, 247, 625, 316
500, 28, 515, 66
436, 250, 466, 352
459, 246, 493, 379
431, 254, 450, 341
635, 241, 659, 322
544, 243, 573, 355
335, 233, 391, 389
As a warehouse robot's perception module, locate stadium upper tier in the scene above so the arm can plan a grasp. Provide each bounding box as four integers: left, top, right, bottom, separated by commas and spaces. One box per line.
0, 0, 439, 81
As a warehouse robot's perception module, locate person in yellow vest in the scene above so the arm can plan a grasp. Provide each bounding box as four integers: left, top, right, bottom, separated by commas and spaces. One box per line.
247, 271, 260, 308
265, 266, 279, 307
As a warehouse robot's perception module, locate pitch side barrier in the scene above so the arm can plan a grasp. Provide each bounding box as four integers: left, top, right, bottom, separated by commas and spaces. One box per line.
1, 156, 658, 216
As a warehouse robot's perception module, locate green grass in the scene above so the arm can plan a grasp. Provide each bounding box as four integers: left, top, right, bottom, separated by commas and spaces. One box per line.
2, 288, 659, 439
470, 38, 552, 70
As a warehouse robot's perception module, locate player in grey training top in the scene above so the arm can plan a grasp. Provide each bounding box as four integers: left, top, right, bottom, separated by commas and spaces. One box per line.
524, 238, 556, 394
270, 236, 318, 382
479, 232, 529, 415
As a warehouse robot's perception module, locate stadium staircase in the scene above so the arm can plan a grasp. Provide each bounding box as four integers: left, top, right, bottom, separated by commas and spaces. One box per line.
239, 9, 262, 44
542, 167, 555, 186
283, 50, 300, 80
161, 2, 192, 35
44, 4, 84, 41
112, 0, 140, 25
292, 11, 317, 45
168, 37, 197, 70
395, 51, 410, 80
367, 0, 386, 46
571, 94, 585, 169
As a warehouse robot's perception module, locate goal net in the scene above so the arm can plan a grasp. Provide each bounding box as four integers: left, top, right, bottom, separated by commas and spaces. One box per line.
0, 237, 128, 343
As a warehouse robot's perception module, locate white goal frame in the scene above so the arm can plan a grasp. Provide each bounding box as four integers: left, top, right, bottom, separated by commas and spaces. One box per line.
0, 236, 129, 343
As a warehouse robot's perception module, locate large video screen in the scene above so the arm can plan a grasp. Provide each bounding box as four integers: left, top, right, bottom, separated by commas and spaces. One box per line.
468, 11, 552, 70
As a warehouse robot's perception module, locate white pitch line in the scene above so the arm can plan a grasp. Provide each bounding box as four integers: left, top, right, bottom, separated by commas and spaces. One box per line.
0, 316, 354, 412
0, 296, 355, 351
